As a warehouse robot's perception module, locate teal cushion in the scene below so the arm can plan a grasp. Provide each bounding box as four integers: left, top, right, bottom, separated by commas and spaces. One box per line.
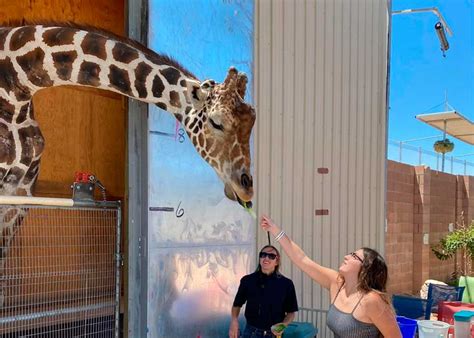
283, 322, 318, 338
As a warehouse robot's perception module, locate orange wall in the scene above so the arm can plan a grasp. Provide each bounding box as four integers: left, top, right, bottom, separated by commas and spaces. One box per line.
386, 160, 473, 295
0, 1, 126, 200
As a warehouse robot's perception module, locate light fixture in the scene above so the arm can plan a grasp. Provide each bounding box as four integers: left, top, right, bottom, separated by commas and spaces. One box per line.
392, 7, 453, 57
434, 22, 449, 56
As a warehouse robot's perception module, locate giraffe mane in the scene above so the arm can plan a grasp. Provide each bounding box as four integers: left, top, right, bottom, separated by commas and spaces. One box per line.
0, 20, 198, 80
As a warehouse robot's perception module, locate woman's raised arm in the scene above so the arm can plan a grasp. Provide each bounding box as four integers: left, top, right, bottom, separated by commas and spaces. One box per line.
260, 215, 338, 290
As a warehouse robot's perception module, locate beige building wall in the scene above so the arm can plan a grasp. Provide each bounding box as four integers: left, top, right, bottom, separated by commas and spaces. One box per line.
254, 0, 390, 324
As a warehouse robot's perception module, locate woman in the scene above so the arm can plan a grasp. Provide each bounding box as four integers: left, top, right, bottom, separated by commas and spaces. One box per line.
260, 215, 401, 338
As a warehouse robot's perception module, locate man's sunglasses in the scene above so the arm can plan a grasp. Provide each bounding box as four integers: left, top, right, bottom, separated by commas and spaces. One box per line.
350, 252, 364, 263
259, 252, 278, 260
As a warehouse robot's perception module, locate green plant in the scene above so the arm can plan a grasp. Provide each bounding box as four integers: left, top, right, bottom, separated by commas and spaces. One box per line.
431, 215, 474, 277
433, 138, 455, 154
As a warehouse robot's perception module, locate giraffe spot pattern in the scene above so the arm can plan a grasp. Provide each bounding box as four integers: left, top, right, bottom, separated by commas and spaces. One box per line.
52, 51, 78, 81
188, 117, 197, 131
205, 137, 214, 152
2, 167, 25, 185
180, 79, 186, 87
81, 33, 107, 60
9, 26, 36, 51
152, 75, 164, 98
16, 48, 54, 87
198, 133, 204, 148
0, 58, 31, 101
0, 123, 16, 165
18, 126, 44, 166
78, 61, 101, 87
134, 62, 153, 98
112, 42, 139, 63
108, 65, 132, 95
231, 143, 241, 160
159, 67, 181, 85
174, 113, 183, 122
0, 28, 12, 51
42, 27, 75, 47
23, 159, 41, 184
15, 103, 30, 124
169, 91, 181, 108
0, 98, 15, 124
156, 102, 167, 111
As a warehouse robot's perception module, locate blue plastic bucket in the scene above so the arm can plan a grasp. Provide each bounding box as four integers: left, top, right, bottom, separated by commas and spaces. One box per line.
397, 316, 417, 338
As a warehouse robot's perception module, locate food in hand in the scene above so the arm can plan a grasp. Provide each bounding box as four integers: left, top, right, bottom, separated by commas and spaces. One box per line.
271, 323, 287, 333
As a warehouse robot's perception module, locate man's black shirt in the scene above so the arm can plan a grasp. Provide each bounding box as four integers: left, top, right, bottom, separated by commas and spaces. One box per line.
233, 270, 298, 330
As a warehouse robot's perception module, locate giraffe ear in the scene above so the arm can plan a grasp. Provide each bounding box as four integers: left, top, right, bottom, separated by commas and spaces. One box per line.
186, 79, 212, 109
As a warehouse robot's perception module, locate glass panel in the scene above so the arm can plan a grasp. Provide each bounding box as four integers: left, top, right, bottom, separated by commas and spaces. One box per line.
148, 1, 254, 336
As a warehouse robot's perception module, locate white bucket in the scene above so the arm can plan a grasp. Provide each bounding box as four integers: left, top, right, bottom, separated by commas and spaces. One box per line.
417, 320, 451, 338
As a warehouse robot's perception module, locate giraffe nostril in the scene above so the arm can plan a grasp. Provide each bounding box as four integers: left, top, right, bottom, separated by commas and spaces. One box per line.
241, 173, 252, 189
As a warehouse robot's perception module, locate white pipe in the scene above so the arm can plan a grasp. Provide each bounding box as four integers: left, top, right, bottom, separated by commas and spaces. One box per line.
392, 7, 453, 36
0, 196, 74, 207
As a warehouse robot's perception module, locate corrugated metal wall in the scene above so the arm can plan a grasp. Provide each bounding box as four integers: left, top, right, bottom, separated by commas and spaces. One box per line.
254, 0, 390, 319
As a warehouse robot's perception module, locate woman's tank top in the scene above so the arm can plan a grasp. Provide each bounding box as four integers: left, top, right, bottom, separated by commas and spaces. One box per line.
326, 285, 381, 338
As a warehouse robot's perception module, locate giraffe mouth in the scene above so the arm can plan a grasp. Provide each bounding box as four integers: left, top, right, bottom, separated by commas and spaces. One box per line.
236, 193, 252, 209
224, 183, 253, 209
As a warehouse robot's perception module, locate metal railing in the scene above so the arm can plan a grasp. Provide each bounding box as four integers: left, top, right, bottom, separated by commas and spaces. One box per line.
0, 197, 121, 337
388, 140, 474, 175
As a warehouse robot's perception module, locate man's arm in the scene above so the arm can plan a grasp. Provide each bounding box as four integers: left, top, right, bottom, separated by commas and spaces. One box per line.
229, 306, 241, 338
282, 311, 295, 326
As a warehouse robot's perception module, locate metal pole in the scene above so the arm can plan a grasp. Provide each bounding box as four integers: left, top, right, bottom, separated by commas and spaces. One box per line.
115, 203, 122, 338
399, 141, 403, 162
442, 119, 447, 171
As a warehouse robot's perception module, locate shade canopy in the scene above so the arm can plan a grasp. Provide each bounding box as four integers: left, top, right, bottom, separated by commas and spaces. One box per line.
416, 111, 474, 145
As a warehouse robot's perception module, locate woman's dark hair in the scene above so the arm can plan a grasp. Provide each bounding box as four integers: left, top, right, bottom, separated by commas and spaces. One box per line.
357, 247, 388, 294
256, 245, 281, 275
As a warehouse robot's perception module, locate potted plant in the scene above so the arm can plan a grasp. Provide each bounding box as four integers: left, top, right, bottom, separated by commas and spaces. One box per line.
433, 138, 455, 154
431, 214, 474, 280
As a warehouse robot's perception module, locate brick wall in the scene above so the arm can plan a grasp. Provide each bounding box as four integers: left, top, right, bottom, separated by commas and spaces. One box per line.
386, 160, 473, 295
386, 161, 415, 294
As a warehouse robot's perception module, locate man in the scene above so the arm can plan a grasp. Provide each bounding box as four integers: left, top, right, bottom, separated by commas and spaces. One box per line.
229, 245, 298, 338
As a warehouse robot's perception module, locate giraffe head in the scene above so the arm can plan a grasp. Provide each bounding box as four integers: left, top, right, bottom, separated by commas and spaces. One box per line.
182, 67, 255, 207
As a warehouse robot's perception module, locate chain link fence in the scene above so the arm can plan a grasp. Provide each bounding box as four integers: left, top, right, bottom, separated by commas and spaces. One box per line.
388, 140, 474, 176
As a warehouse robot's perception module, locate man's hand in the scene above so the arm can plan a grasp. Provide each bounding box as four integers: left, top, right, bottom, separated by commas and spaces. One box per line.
271, 323, 287, 336
228, 318, 239, 338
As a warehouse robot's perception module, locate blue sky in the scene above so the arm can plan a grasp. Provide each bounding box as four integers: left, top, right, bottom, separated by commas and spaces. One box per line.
389, 0, 473, 172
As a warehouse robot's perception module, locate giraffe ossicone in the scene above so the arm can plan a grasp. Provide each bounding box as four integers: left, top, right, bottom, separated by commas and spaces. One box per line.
0, 24, 256, 206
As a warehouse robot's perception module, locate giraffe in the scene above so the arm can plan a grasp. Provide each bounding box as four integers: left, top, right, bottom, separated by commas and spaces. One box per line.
0, 24, 255, 306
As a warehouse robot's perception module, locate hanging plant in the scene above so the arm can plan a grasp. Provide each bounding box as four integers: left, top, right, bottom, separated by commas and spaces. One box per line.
433, 138, 455, 154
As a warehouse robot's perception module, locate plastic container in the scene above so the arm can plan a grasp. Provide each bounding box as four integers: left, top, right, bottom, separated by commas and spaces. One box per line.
396, 316, 417, 338
453, 310, 474, 338
281, 322, 318, 338
417, 320, 450, 338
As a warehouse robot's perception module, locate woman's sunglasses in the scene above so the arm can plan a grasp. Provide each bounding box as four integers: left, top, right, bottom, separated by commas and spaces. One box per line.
259, 252, 278, 260
350, 252, 364, 263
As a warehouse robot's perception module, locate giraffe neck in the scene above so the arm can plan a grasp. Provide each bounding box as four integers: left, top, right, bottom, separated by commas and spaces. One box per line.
0, 25, 196, 120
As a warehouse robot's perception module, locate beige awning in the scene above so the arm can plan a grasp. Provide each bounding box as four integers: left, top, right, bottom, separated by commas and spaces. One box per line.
416, 111, 474, 145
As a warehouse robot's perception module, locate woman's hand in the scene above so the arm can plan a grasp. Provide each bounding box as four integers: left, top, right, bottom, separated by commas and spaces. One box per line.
260, 215, 281, 237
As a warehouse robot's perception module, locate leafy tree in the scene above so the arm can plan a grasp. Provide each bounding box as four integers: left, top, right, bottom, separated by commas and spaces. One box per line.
431, 214, 474, 277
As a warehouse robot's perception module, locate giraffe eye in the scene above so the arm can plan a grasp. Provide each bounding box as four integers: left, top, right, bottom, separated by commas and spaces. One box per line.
210, 119, 224, 131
